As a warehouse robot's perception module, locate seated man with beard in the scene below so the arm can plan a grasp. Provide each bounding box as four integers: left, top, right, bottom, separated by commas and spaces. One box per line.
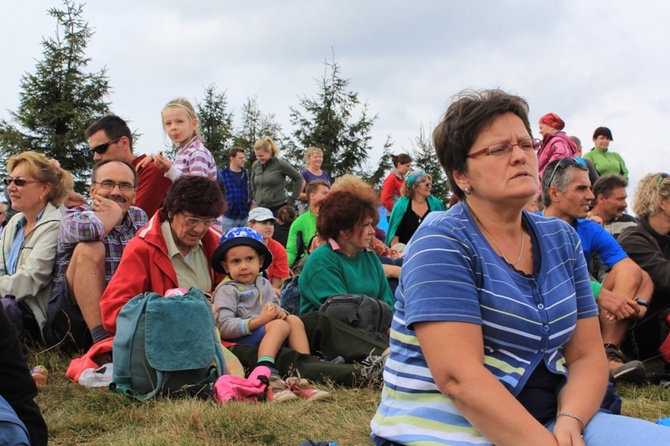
43, 160, 148, 353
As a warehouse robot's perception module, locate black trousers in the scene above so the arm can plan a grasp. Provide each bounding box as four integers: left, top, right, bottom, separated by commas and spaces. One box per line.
230, 311, 388, 386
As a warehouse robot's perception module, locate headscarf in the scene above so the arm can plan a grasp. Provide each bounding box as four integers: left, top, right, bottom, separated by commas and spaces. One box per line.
406, 170, 428, 186
539, 113, 565, 131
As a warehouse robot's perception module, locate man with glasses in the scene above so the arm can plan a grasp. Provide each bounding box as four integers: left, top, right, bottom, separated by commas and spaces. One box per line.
541, 158, 653, 383
43, 160, 148, 353
85, 115, 171, 218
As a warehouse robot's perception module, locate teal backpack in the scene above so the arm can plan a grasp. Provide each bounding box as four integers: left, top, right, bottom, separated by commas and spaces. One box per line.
110, 288, 226, 401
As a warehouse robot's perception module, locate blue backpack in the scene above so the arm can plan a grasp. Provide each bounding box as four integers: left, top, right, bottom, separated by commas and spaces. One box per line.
110, 288, 226, 401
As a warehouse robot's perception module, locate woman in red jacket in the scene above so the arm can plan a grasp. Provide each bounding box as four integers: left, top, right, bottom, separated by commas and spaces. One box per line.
380, 153, 412, 216
100, 175, 227, 336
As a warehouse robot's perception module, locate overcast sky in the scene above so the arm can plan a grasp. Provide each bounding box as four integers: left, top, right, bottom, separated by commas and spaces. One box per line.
2, 0, 669, 197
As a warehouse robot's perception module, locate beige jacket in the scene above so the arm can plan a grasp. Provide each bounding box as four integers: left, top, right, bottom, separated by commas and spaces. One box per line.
0, 203, 63, 330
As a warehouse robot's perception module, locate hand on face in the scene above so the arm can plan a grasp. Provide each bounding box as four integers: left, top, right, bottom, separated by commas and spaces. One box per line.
91, 193, 124, 226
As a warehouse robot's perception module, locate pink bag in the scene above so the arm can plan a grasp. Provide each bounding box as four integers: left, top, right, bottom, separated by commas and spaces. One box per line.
213, 366, 270, 403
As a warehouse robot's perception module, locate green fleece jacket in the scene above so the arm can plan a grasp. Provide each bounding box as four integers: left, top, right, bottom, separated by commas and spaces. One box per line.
250, 157, 303, 208
582, 148, 629, 178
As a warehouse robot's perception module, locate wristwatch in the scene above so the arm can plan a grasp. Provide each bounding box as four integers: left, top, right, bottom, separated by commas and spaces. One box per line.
635, 298, 649, 308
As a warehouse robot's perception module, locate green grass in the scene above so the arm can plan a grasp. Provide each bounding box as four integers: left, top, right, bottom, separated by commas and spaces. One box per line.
27, 349, 670, 445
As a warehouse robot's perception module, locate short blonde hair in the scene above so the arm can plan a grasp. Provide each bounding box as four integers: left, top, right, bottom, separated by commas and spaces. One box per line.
7, 152, 74, 207
304, 146, 323, 163
253, 137, 279, 157
632, 173, 670, 218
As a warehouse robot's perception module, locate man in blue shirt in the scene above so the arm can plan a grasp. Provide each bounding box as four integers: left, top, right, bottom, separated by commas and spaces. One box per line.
219, 147, 252, 232
541, 158, 653, 383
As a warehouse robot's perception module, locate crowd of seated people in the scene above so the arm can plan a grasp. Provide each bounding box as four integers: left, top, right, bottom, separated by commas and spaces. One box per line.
3, 104, 670, 444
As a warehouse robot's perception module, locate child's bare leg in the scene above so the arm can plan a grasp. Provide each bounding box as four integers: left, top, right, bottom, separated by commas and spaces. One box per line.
258, 319, 290, 359
286, 315, 310, 354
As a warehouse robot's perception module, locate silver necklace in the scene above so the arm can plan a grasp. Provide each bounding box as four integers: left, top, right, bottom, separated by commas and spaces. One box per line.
472, 213, 525, 265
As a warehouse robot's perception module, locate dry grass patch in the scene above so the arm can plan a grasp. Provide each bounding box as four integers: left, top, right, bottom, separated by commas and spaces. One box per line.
26, 348, 670, 445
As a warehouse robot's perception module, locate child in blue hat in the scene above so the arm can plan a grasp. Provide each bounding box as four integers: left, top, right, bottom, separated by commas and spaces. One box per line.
211, 227, 329, 402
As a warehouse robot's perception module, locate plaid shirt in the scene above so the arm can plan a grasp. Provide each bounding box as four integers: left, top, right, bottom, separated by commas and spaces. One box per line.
221, 167, 251, 219
53, 205, 148, 286
166, 135, 217, 181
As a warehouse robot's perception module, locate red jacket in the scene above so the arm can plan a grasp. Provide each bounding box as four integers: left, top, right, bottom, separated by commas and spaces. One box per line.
100, 211, 225, 336
380, 171, 404, 213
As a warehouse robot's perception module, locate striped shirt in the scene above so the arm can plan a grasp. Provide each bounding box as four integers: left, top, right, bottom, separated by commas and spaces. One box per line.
371, 202, 597, 445
166, 135, 217, 181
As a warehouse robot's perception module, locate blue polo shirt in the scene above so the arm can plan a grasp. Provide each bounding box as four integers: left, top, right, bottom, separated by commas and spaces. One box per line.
572, 218, 628, 268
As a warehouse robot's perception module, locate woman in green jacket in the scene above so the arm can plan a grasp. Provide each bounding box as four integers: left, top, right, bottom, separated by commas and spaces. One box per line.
250, 137, 304, 216
582, 126, 629, 178
385, 170, 445, 247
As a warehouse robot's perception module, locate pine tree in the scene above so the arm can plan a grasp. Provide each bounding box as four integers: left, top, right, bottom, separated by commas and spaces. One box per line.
196, 84, 234, 167
362, 136, 395, 190
409, 124, 450, 204
288, 57, 377, 180
0, 0, 110, 192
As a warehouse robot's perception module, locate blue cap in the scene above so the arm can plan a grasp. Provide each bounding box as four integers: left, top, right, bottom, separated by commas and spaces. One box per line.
211, 227, 273, 274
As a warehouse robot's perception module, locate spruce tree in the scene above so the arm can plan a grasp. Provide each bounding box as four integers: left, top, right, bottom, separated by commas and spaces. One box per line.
288, 58, 377, 180
409, 124, 450, 204
196, 84, 234, 167
0, 0, 110, 192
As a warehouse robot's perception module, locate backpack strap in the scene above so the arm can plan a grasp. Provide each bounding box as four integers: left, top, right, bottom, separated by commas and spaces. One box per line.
109, 293, 154, 397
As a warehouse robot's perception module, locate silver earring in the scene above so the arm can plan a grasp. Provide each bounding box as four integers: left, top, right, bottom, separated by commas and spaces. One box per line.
463, 188, 471, 196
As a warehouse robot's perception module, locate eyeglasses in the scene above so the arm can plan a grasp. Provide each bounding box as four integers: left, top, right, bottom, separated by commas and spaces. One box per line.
89, 137, 122, 155
3, 177, 41, 187
545, 157, 581, 187
181, 213, 216, 227
467, 138, 541, 159
92, 180, 135, 191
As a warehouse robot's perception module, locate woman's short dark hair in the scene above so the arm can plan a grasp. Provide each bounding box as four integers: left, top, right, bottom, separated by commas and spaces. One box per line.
391, 153, 411, 167
593, 126, 613, 141
317, 188, 379, 241
433, 89, 532, 200
160, 175, 226, 220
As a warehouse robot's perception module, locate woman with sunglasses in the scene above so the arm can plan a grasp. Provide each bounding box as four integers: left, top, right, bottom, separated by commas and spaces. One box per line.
618, 173, 670, 360
384, 170, 444, 247
371, 89, 670, 445
0, 152, 73, 343
100, 175, 227, 337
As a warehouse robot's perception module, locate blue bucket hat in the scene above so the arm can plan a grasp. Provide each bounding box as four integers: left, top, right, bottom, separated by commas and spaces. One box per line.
211, 227, 273, 274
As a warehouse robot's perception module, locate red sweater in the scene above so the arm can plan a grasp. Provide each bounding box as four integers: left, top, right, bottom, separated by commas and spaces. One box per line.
381, 171, 404, 213
132, 155, 172, 219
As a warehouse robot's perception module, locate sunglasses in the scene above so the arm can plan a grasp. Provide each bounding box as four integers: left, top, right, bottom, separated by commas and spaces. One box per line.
545, 157, 581, 187
89, 137, 122, 155
658, 173, 670, 188
3, 177, 41, 187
